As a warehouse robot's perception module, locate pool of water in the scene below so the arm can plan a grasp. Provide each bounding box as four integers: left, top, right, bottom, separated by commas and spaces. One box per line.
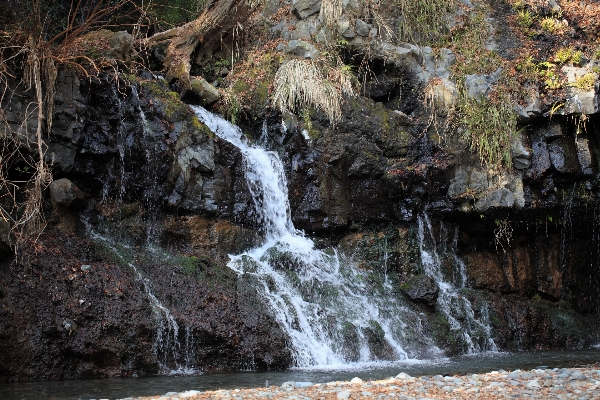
2, 349, 600, 400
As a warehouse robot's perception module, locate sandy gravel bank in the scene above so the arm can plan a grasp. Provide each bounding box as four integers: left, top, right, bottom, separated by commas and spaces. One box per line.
125, 366, 600, 400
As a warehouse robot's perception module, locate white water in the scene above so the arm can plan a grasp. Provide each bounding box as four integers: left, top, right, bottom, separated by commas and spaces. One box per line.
193, 106, 448, 368
418, 213, 497, 353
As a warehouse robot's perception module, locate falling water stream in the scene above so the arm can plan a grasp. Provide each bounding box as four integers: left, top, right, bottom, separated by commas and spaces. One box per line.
192, 106, 495, 368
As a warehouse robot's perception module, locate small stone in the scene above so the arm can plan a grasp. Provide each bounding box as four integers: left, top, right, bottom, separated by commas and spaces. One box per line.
570, 372, 588, 381
81, 264, 91, 271
49, 178, 82, 207
355, 19, 370, 36
179, 391, 201, 398
291, 0, 322, 19
395, 372, 412, 379
526, 379, 541, 389
337, 390, 351, 400
281, 381, 295, 388
295, 382, 313, 388
350, 377, 363, 384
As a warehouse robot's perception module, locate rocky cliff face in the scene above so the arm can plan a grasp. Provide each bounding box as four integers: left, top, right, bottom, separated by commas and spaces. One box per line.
1, 0, 600, 380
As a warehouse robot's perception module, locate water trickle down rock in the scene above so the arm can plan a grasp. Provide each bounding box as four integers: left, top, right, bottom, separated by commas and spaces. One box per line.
418, 214, 497, 354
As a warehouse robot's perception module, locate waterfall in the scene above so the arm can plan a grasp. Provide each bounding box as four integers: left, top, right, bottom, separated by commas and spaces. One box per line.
193, 106, 446, 367
418, 213, 497, 353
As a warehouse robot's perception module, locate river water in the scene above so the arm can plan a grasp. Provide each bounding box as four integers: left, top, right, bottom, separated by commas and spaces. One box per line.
1, 350, 599, 399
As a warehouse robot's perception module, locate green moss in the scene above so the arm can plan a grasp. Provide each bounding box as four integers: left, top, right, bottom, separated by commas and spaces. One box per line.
177, 254, 200, 276
232, 80, 251, 94
191, 115, 215, 137
139, 79, 189, 121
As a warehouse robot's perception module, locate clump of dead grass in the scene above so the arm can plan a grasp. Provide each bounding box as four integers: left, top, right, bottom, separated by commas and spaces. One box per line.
272, 59, 355, 124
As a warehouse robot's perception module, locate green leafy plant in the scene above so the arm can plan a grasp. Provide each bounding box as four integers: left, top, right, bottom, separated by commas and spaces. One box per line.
517, 10, 534, 29
459, 91, 517, 168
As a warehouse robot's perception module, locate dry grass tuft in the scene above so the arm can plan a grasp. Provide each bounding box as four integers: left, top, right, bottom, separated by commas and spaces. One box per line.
272, 59, 354, 124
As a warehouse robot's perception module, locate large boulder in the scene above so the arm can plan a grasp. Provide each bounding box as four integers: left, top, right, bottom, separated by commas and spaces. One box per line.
285, 40, 319, 59
73, 30, 137, 62
48, 178, 83, 207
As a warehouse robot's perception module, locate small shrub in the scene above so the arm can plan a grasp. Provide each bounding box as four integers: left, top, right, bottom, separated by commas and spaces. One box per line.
540, 17, 566, 34
545, 75, 562, 89
554, 47, 583, 65
459, 90, 517, 168
395, 0, 456, 45
569, 73, 597, 91
517, 10, 534, 29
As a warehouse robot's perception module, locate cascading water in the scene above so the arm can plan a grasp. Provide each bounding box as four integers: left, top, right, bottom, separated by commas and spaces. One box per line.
418, 213, 497, 353
83, 222, 195, 374
193, 106, 446, 367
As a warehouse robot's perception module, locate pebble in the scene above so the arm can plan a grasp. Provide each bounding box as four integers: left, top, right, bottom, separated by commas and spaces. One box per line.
126, 366, 600, 400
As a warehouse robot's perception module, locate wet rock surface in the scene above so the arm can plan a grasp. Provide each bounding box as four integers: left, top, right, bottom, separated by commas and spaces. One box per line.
401, 275, 439, 307
0, 226, 290, 381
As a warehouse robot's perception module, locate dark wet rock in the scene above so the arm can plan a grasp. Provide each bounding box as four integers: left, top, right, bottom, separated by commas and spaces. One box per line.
548, 137, 580, 174
401, 275, 439, 307
463, 253, 510, 292
363, 320, 395, 360
575, 136, 594, 175
526, 131, 553, 179
0, 220, 12, 259
0, 226, 288, 381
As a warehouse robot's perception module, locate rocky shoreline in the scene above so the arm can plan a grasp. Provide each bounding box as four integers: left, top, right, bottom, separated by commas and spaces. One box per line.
126, 366, 600, 400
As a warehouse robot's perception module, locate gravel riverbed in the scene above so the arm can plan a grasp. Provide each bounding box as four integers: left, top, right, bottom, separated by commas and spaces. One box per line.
124, 366, 600, 400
